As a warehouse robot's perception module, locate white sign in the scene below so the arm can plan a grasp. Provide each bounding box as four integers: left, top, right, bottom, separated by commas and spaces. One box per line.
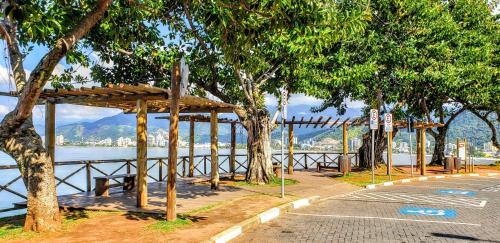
179, 57, 189, 96
369, 109, 378, 130
384, 113, 393, 132
458, 142, 466, 160
281, 89, 288, 120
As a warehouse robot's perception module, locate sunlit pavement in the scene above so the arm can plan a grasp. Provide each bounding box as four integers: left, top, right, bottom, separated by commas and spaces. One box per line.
234, 175, 500, 242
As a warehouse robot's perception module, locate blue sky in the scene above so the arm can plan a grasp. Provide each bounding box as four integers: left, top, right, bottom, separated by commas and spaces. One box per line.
0, 45, 365, 130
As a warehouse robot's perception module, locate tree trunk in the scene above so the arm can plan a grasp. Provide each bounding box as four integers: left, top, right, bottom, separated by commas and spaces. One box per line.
358, 128, 391, 169
430, 127, 447, 166
0, 115, 61, 231
243, 109, 273, 184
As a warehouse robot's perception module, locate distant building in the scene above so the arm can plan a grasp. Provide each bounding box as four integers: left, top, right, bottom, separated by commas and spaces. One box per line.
483, 142, 498, 154
399, 142, 409, 153
350, 138, 361, 151
445, 143, 457, 156
56, 135, 64, 146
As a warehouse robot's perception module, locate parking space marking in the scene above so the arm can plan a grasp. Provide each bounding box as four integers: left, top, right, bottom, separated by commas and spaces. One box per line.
481, 184, 500, 192
287, 212, 481, 227
335, 191, 487, 208
427, 180, 493, 187
435, 189, 476, 197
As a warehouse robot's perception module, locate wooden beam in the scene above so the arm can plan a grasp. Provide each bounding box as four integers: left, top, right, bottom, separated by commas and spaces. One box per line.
288, 124, 294, 174
166, 62, 181, 221
330, 118, 341, 128
420, 128, 426, 176
45, 102, 56, 168
305, 117, 314, 128
313, 116, 324, 128
321, 116, 332, 128
188, 117, 195, 177
210, 110, 219, 190
298, 117, 305, 128
416, 128, 421, 171
230, 122, 236, 178
136, 98, 148, 208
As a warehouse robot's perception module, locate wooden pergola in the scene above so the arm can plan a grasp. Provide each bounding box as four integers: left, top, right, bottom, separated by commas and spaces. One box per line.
1, 77, 242, 221
155, 115, 241, 182
276, 116, 363, 175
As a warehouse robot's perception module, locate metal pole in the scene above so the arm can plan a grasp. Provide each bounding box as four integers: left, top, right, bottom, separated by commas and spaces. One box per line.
281, 119, 285, 198
387, 133, 391, 181
409, 132, 414, 177
371, 129, 375, 184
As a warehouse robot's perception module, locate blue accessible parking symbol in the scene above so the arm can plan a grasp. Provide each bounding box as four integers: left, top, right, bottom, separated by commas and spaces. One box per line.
435, 189, 476, 197
400, 207, 457, 218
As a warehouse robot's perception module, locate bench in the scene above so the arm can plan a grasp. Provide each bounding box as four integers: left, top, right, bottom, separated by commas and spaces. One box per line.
94, 174, 135, 197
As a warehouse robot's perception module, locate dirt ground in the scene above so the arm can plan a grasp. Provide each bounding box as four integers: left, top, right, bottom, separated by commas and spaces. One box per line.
5, 194, 289, 243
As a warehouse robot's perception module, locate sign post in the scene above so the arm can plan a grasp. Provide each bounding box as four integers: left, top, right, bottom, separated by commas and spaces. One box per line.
369, 109, 378, 184
384, 113, 393, 180
280, 89, 287, 198
408, 118, 414, 177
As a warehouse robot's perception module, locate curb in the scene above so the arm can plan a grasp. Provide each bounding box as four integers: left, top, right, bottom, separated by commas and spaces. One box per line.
365, 172, 499, 189
209, 195, 321, 243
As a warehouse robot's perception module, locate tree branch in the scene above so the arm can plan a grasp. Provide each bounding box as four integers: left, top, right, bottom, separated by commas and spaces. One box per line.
0, 20, 27, 92
469, 108, 499, 150
6, 0, 113, 127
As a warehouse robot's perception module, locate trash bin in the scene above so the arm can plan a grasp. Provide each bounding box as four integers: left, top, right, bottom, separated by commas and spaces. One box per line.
338, 155, 351, 173
454, 157, 462, 172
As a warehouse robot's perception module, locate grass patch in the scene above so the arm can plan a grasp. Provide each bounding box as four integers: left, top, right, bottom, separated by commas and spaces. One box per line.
234, 177, 298, 187
334, 165, 411, 187
187, 202, 223, 215
0, 215, 29, 240
147, 217, 192, 232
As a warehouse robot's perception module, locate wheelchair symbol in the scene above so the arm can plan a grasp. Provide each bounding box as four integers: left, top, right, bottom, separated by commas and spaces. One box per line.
436, 189, 476, 196
400, 207, 456, 218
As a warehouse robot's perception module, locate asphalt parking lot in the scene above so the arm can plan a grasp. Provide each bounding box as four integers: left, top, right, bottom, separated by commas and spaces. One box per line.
234, 175, 500, 242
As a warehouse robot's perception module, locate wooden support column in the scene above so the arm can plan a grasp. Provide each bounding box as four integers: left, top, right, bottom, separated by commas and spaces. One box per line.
416, 128, 421, 170
188, 117, 195, 177
210, 110, 219, 190
45, 102, 56, 168
387, 131, 393, 176
288, 124, 294, 174
136, 98, 148, 208
166, 62, 180, 221
230, 122, 236, 178
342, 122, 348, 175
420, 128, 426, 176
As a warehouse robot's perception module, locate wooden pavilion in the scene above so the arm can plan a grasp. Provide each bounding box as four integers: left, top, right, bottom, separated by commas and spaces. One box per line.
1, 72, 242, 221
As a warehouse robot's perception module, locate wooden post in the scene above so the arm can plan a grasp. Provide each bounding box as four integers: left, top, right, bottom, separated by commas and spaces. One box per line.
126, 160, 131, 174
210, 110, 219, 190
182, 158, 186, 177
136, 98, 148, 208
387, 131, 393, 176
288, 124, 294, 174
189, 117, 195, 177
159, 159, 163, 181
420, 128, 426, 176
416, 128, 421, 171
45, 102, 56, 168
166, 61, 181, 221
230, 122, 236, 178
342, 122, 348, 175
86, 161, 91, 192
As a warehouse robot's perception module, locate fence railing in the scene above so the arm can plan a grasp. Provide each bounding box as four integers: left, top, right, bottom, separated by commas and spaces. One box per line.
0, 151, 357, 214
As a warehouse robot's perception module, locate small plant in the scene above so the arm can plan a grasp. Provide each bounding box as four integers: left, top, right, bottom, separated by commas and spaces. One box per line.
148, 217, 192, 232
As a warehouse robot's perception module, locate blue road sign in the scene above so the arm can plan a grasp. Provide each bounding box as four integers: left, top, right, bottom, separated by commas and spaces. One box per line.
400, 207, 457, 218
435, 189, 476, 197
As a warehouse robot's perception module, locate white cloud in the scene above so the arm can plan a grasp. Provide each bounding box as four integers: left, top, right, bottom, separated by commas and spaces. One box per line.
46, 104, 121, 123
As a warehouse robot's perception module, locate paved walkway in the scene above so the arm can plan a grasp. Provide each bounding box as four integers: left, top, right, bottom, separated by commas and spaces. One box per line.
235, 174, 500, 242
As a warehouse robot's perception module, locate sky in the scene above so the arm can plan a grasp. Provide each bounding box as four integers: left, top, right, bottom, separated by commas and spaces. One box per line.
0, 44, 365, 128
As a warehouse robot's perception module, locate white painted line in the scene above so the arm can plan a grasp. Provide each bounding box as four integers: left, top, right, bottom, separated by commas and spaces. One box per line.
383, 182, 394, 186
418, 177, 428, 181
401, 179, 411, 183
479, 200, 487, 207
259, 208, 280, 223
214, 226, 242, 243
451, 175, 462, 177
366, 184, 376, 189
430, 181, 490, 186
469, 174, 480, 177
292, 199, 310, 209
288, 212, 481, 227
435, 175, 445, 179
487, 173, 498, 176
